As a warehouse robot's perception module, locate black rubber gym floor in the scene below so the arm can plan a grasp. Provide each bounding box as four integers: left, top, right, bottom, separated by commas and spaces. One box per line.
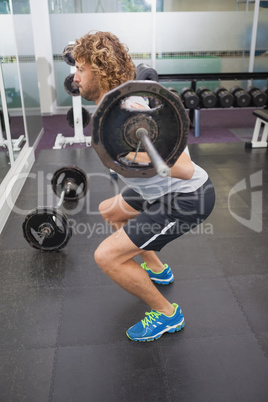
0, 142, 268, 401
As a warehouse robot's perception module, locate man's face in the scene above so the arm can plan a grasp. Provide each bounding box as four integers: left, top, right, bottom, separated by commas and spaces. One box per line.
73, 61, 104, 104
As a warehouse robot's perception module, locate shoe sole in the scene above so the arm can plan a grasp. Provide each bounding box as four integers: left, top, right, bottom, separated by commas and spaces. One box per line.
151, 277, 174, 285
126, 318, 185, 342
142, 265, 174, 285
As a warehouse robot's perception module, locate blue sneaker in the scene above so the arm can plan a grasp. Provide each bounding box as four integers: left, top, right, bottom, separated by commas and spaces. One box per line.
126, 303, 185, 342
141, 263, 174, 285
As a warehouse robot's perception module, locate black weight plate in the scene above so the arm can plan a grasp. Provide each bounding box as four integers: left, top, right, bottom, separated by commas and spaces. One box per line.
51, 166, 88, 201
92, 80, 189, 177
64, 74, 80, 96
66, 107, 91, 128
22, 207, 72, 251
62, 45, 75, 66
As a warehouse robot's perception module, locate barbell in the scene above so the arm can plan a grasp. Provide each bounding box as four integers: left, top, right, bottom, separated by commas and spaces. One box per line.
22, 166, 88, 251
91, 80, 189, 178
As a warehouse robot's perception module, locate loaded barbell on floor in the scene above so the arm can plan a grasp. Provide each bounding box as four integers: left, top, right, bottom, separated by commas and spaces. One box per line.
22, 166, 88, 251
92, 80, 189, 178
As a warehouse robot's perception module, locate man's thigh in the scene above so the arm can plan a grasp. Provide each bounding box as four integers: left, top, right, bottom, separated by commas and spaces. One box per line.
100, 193, 140, 223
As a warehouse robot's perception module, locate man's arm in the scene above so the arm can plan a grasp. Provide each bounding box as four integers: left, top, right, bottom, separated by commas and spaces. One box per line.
124, 151, 194, 180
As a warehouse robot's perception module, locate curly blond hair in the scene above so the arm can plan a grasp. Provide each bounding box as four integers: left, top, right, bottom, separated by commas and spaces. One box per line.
66, 31, 136, 92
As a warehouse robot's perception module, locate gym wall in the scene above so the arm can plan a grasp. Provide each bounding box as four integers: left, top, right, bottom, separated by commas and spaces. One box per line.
48, 4, 268, 108
1, 0, 268, 114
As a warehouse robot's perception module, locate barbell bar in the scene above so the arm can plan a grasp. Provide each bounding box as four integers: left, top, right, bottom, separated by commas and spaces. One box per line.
136, 127, 170, 177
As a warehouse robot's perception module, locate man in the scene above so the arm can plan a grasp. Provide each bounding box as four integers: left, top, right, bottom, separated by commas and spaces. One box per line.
70, 31, 215, 342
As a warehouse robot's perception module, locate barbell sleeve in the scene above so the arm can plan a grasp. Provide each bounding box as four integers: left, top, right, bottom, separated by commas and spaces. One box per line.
136, 128, 170, 177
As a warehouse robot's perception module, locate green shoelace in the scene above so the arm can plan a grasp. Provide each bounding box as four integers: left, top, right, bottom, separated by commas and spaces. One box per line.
142, 311, 162, 328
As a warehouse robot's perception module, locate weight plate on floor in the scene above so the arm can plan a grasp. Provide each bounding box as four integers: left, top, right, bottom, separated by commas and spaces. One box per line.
22, 207, 72, 251
51, 166, 88, 201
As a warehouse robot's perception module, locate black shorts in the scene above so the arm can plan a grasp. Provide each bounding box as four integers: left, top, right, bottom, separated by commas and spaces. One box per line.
122, 178, 215, 251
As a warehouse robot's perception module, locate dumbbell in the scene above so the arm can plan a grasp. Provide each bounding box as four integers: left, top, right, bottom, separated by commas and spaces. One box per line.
22, 166, 88, 251
136, 63, 158, 81
180, 88, 199, 109
168, 87, 179, 96
214, 87, 234, 108
230, 86, 251, 107
197, 87, 217, 108
67, 107, 91, 128
247, 86, 268, 107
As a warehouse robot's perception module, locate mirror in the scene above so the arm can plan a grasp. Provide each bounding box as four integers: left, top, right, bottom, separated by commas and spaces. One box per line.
13, 10, 42, 148
0, 9, 26, 169
1, 61, 26, 161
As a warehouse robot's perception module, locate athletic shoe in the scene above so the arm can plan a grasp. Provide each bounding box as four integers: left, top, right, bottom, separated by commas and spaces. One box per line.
141, 263, 174, 285
126, 303, 185, 342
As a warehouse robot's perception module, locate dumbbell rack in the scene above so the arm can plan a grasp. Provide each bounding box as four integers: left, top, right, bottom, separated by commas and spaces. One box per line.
158, 72, 268, 138
53, 49, 91, 149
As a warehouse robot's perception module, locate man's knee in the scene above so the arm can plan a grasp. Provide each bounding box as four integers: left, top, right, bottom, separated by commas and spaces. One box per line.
94, 242, 106, 267
99, 198, 112, 220
99, 196, 122, 223
94, 241, 115, 274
